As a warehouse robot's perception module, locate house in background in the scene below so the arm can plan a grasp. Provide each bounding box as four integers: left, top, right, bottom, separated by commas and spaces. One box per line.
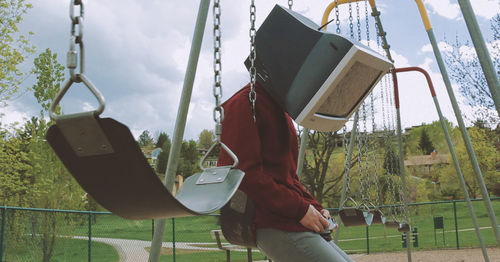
404, 151, 449, 180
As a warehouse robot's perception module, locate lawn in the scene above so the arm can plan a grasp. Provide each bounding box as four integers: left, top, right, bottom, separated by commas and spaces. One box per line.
4, 238, 119, 262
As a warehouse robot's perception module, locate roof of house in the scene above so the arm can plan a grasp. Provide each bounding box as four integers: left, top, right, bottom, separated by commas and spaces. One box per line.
404, 153, 449, 166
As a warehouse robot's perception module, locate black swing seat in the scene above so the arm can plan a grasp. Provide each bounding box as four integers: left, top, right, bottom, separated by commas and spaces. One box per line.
46, 115, 244, 220
398, 223, 411, 232
384, 220, 400, 228
371, 209, 386, 224
339, 207, 374, 227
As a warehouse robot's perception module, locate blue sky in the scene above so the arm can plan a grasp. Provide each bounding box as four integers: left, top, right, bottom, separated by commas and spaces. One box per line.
1, 0, 499, 140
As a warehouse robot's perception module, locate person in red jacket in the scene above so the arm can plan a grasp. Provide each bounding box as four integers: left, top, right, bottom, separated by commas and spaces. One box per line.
218, 83, 354, 262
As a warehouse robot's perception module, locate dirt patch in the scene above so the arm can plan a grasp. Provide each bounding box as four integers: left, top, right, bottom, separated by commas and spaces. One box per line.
351, 247, 500, 262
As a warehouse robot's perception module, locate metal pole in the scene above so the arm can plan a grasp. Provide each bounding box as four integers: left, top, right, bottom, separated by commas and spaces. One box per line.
172, 218, 176, 262
414, 0, 500, 247
453, 201, 460, 250
394, 107, 412, 262
88, 213, 92, 262
390, 70, 412, 262
392, 67, 489, 261
148, 1, 211, 261
334, 112, 359, 243
366, 226, 370, 254
296, 127, 310, 179
457, 0, 500, 117
0, 207, 6, 262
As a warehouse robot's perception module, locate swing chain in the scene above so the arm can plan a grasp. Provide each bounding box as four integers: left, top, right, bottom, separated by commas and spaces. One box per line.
68, 0, 84, 82
342, 125, 352, 199
348, 0, 354, 39
335, 0, 341, 34
213, 0, 224, 134
248, 0, 257, 122
288, 0, 293, 9
356, 117, 366, 202
365, 0, 370, 45
356, 1, 361, 42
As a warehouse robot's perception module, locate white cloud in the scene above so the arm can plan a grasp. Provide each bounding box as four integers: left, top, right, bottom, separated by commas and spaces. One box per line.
423, 0, 460, 20
421, 42, 453, 54
424, 0, 500, 20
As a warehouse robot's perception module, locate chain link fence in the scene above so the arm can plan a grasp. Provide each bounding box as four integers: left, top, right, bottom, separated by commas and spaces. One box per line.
1, 197, 499, 261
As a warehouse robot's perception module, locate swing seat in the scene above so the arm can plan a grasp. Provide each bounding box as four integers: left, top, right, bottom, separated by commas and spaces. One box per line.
384, 220, 400, 228
371, 209, 386, 224
339, 207, 374, 227
46, 115, 244, 220
398, 223, 411, 232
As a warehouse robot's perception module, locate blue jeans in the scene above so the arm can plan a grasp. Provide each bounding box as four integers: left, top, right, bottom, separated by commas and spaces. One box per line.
256, 228, 355, 262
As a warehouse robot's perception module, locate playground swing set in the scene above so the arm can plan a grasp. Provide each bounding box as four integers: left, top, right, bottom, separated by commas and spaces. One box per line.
45, 0, 500, 262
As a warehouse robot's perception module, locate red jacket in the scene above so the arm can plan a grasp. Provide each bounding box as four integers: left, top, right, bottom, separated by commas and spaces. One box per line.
218, 83, 324, 232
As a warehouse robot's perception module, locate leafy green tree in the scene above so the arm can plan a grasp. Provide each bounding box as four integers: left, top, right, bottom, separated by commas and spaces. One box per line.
198, 129, 215, 149
138, 130, 154, 147
437, 126, 500, 199
0, 0, 35, 103
155, 132, 169, 148
31, 48, 65, 114
27, 48, 84, 262
155, 135, 171, 174
177, 140, 201, 178
418, 128, 435, 155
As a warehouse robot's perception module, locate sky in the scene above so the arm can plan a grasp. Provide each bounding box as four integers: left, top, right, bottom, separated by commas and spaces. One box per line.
1, 0, 500, 141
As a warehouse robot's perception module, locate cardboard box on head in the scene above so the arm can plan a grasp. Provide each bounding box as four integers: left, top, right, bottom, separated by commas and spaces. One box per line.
245, 4, 393, 132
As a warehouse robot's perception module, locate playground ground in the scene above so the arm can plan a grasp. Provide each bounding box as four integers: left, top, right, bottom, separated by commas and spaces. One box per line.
352, 247, 500, 262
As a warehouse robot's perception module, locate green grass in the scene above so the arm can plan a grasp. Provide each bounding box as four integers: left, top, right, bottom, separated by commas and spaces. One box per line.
5, 199, 497, 261
4, 238, 119, 262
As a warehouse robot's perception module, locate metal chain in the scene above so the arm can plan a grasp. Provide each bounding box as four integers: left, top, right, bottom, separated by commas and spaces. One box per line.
356, 1, 362, 42
288, 0, 293, 9
348, 0, 354, 39
68, 0, 84, 82
335, 0, 341, 34
356, 116, 366, 202
213, 0, 224, 140
248, 0, 257, 122
365, 0, 370, 46
342, 125, 352, 199
370, 92, 381, 207
361, 103, 370, 202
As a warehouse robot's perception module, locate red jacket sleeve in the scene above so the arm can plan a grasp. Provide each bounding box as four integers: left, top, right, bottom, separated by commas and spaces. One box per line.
218, 86, 310, 221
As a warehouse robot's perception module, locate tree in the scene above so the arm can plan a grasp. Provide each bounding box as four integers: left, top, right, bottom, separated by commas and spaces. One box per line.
383, 144, 400, 175
198, 129, 215, 149
31, 48, 65, 114
155, 132, 169, 148
436, 126, 500, 199
155, 135, 171, 174
177, 140, 201, 178
0, 0, 35, 103
138, 130, 154, 147
301, 130, 346, 203
27, 49, 85, 262
444, 14, 500, 127
418, 128, 435, 155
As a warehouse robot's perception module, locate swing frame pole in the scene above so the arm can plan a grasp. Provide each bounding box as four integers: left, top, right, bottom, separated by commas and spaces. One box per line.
457, 0, 500, 117
296, 127, 310, 178
414, 0, 500, 247
391, 71, 413, 262
392, 67, 490, 262
148, 1, 211, 261
334, 111, 359, 243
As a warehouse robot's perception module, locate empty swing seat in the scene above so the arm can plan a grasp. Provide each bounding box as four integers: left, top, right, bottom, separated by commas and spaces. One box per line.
339, 207, 374, 227
46, 115, 244, 220
384, 220, 400, 228
371, 209, 386, 224
398, 223, 411, 232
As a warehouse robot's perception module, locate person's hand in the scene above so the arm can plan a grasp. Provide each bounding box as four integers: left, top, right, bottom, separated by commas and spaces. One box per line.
320, 209, 330, 218
300, 205, 329, 232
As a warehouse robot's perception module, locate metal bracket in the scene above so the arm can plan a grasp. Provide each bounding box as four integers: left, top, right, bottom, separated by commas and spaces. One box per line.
196, 166, 231, 185
56, 112, 114, 157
